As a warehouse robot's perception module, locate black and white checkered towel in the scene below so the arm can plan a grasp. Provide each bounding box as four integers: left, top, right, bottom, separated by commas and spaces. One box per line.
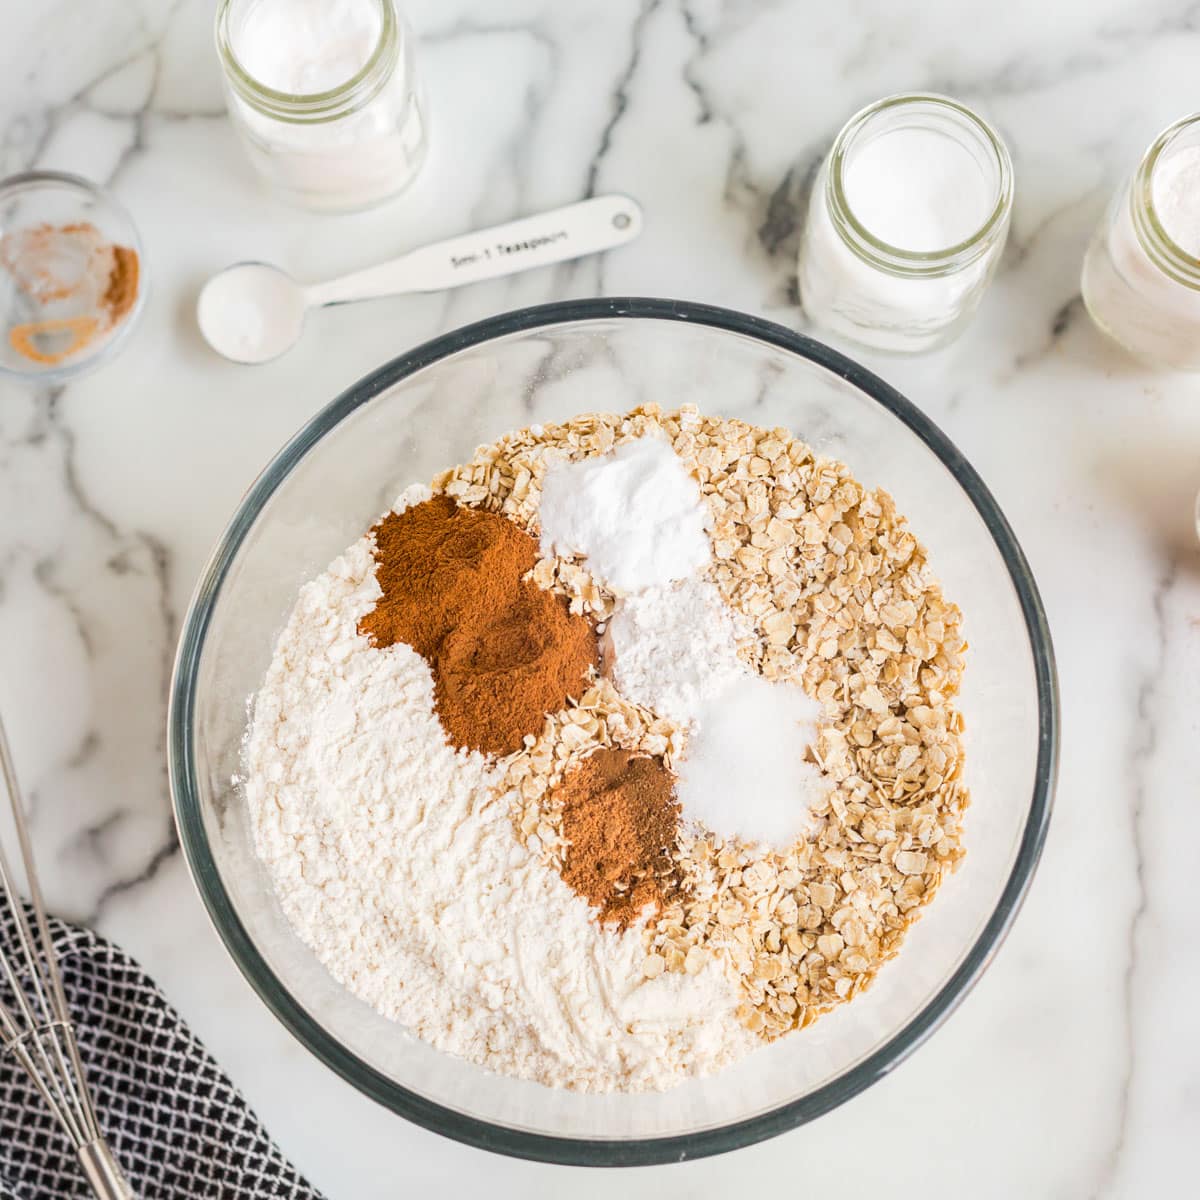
1, 910, 324, 1200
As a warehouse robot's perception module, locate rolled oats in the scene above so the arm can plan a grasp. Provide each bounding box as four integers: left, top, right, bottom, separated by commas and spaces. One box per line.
446, 407, 967, 1043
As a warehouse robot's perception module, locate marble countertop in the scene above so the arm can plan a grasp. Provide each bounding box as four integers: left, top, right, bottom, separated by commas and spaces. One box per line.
2, 1, 1198, 1195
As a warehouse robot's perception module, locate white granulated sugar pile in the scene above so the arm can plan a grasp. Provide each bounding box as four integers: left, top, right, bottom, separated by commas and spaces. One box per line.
604, 575, 746, 727
243, 531, 751, 1092
538, 437, 710, 593
674, 673, 827, 849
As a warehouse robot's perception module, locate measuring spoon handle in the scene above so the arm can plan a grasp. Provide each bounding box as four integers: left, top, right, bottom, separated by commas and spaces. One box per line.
305, 194, 643, 307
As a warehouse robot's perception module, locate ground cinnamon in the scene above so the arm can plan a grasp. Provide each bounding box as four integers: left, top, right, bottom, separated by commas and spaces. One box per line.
2, 222, 140, 366
359, 495, 598, 756
7, 316, 100, 366
555, 748, 682, 929
102, 245, 140, 325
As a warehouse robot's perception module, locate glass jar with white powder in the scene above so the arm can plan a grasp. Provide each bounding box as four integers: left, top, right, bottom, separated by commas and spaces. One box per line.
1082, 113, 1200, 371
215, 0, 428, 212
798, 93, 1014, 353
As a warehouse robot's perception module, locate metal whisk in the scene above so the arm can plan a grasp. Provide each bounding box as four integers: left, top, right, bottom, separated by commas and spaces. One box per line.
0, 710, 134, 1199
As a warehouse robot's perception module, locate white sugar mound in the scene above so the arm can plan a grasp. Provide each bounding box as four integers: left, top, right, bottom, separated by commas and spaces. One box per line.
674, 673, 827, 849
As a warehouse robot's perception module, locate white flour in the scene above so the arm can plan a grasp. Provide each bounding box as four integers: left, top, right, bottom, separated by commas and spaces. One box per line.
243, 529, 751, 1092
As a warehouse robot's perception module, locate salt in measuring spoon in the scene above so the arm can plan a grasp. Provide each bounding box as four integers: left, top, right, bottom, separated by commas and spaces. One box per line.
197, 193, 643, 363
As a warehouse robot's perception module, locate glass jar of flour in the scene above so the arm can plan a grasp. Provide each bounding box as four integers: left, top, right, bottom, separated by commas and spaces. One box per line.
798, 93, 1014, 353
215, 0, 428, 212
1082, 113, 1200, 371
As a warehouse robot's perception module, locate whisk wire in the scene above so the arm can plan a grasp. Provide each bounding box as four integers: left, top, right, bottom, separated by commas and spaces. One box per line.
1, 1016, 81, 1140
0, 714, 101, 1142
0, 710, 131, 1197
0, 840, 92, 1147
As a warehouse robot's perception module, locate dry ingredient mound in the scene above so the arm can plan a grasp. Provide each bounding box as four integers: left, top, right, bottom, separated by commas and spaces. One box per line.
244, 534, 750, 1092
245, 402, 969, 1092
556, 748, 682, 929
359, 494, 598, 756
445, 405, 969, 1040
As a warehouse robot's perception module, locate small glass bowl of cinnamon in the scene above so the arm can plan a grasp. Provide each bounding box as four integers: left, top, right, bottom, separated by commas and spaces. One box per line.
0, 171, 146, 384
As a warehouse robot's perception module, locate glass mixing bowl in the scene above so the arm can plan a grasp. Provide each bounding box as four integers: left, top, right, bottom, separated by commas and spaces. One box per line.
169, 298, 1057, 1165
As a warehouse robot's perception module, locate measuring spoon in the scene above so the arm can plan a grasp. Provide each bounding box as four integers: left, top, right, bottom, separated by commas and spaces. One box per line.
197, 193, 643, 364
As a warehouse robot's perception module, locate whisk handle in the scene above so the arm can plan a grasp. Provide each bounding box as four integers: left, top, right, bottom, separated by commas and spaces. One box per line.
78, 1138, 135, 1199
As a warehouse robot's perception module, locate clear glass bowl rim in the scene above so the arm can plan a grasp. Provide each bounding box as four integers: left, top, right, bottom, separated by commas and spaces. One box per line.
167, 297, 1058, 1167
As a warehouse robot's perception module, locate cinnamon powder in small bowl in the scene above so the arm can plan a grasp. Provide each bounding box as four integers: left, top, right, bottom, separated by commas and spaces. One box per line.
1, 220, 141, 369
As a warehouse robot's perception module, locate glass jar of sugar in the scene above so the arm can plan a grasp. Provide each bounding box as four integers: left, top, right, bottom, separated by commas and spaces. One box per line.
215, 0, 428, 212
798, 93, 1014, 353
1082, 113, 1200, 371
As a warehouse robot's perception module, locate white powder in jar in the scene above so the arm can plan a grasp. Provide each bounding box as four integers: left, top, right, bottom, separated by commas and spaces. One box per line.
222, 0, 428, 210
798, 105, 1011, 352
243, 525, 752, 1092
538, 438, 711, 594
1082, 133, 1200, 370
235, 0, 382, 94
1151, 145, 1200, 256
604, 574, 827, 849
843, 127, 994, 252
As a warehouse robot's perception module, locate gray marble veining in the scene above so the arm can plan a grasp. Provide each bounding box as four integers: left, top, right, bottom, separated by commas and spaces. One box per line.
1, 1, 1199, 1196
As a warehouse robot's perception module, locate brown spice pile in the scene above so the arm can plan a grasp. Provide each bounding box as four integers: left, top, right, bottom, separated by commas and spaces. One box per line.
102, 245, 140, 324
359, 494, 598, 756
556, 748, 681, 929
